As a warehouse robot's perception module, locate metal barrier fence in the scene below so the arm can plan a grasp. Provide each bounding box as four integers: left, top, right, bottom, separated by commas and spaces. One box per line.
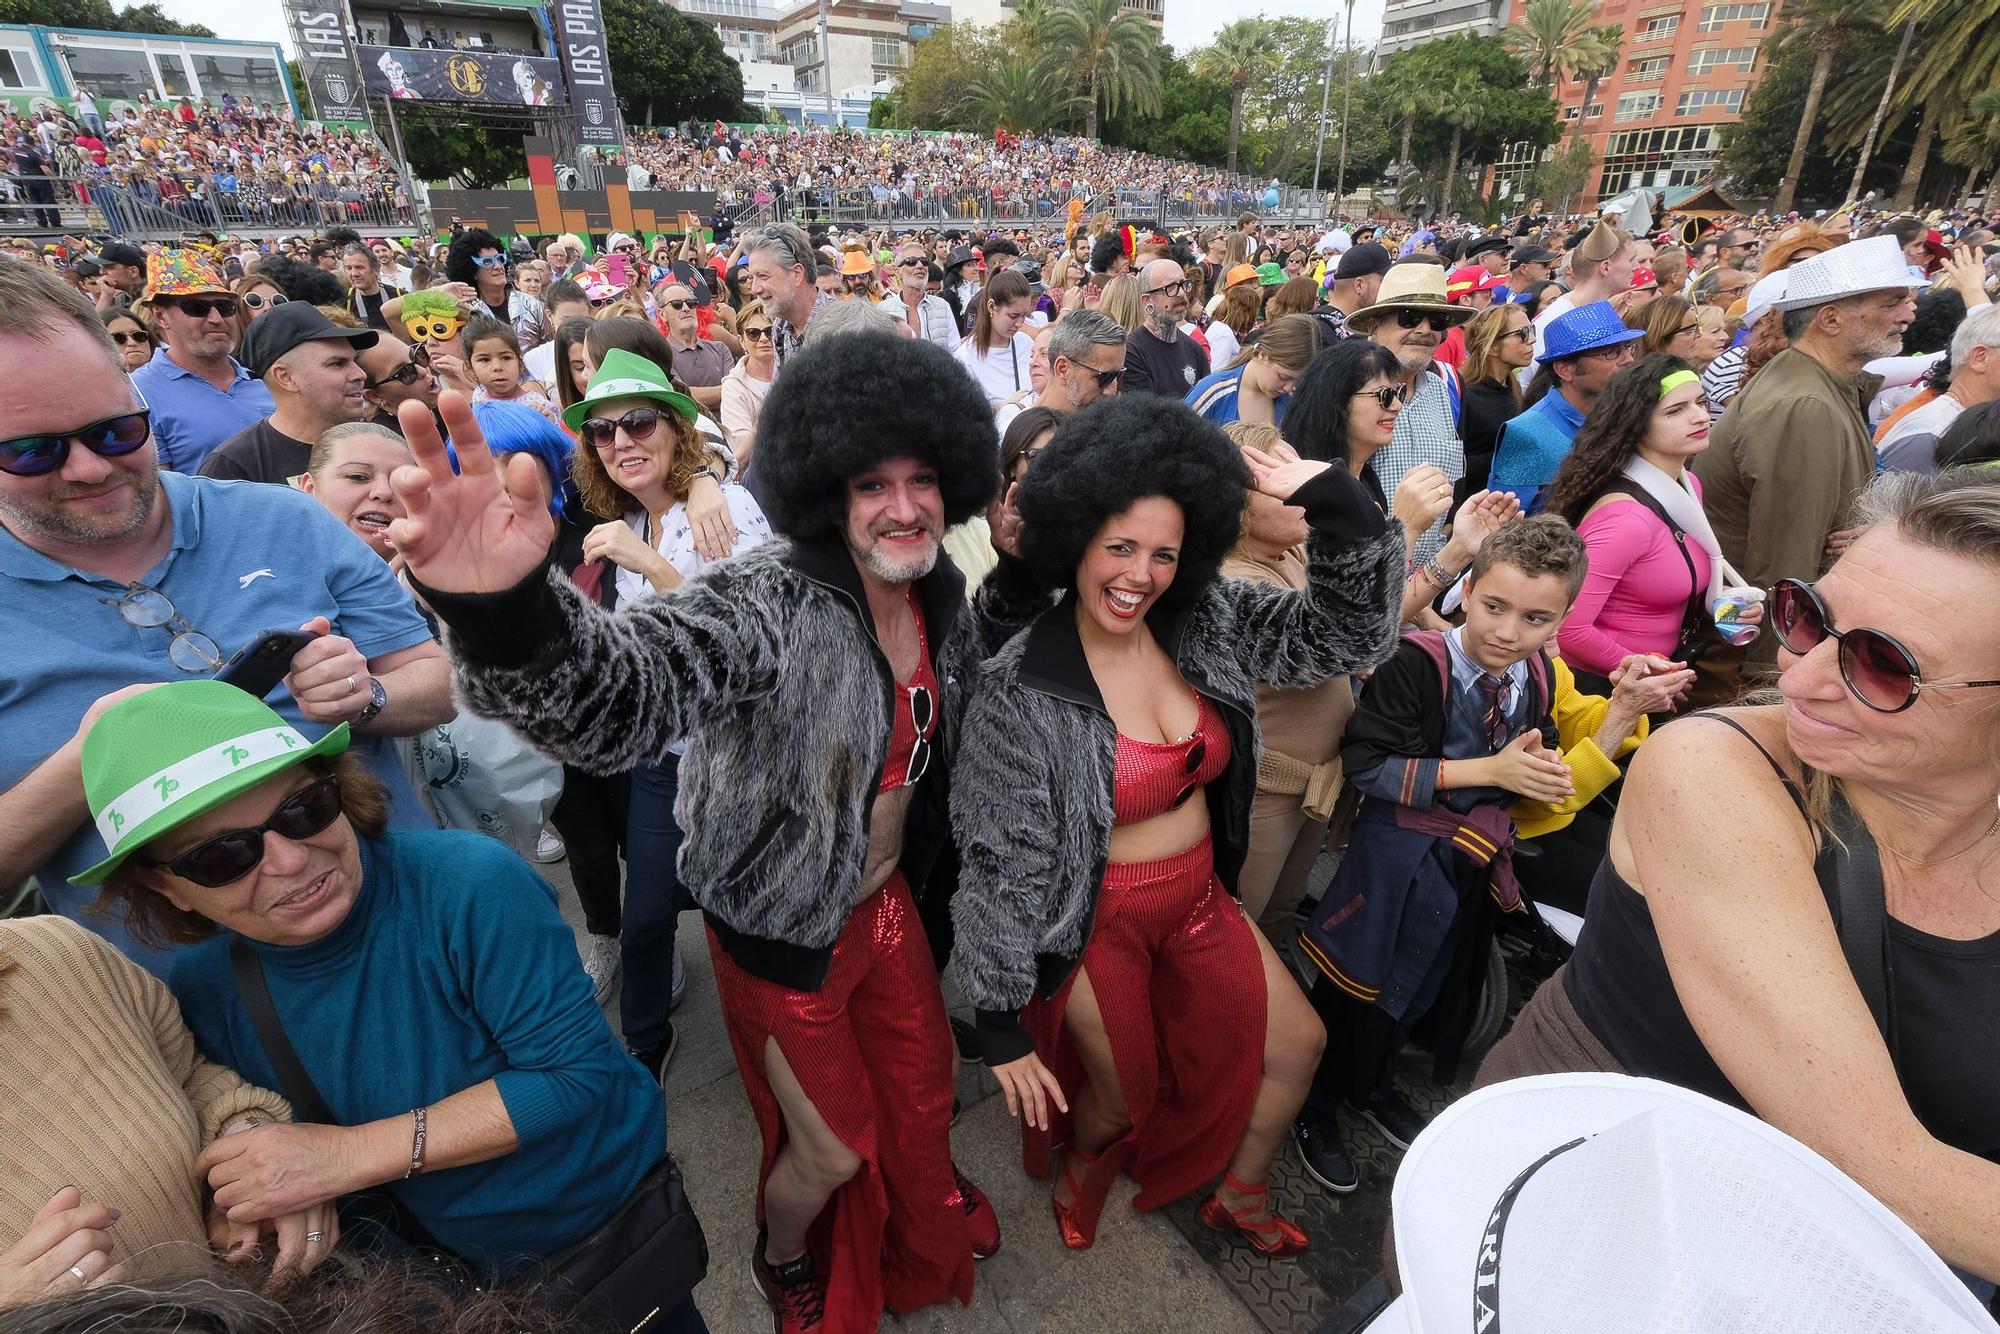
1, 172, 425, 240
743, 183, 1332, 231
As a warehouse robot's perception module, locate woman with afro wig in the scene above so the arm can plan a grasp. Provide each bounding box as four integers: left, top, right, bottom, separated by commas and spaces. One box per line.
949, 393, 1406, 1256
444, 226, 548, 350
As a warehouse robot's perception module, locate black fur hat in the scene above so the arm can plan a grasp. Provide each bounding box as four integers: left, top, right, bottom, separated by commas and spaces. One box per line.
1016, 394, 1248, 606
754, 329, 999, 538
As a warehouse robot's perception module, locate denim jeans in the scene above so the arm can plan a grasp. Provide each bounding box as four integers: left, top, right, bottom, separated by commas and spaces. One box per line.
623, 753, 693, 1050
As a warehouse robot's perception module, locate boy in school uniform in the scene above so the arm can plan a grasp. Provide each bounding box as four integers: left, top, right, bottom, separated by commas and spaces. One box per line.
1290, 516, 1691, 1190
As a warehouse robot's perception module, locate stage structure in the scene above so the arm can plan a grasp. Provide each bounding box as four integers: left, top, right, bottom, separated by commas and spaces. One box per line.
429, 136, 714, 239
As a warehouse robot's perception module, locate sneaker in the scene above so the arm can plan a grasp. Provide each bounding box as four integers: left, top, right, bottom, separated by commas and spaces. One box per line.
751, 1230, 826, 1333
1292, 1112, 1359, 1194
578, 933, 620, 1005
668, 940, 687, 1011
955, 1168, 1001, 1259
1361, 1090, 1429, 1152
628, 1023, 677, 1085
533, 828, 566, 863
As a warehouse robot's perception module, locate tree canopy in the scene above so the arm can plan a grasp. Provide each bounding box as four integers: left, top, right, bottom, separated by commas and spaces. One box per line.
0, 0, 209, 36
604, 0, 746, 128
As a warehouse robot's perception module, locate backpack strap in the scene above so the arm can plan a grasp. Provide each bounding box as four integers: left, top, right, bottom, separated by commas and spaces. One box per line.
1403, 629, 1450, 700
1595, 482, 1706, 650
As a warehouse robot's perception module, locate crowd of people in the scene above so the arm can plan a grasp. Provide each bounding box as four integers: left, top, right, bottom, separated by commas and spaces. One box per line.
5, 94, 411, 234
3, 186, 2000, 1334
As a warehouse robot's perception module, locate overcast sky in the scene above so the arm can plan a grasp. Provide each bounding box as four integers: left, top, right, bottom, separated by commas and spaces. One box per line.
150, 0, 1388, 71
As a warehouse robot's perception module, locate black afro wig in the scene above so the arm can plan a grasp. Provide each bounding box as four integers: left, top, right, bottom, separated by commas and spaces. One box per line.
445, 227, 507, 287
255, 254, 345, 307
753, 328, 999, 539
1016, 394, 1249, 607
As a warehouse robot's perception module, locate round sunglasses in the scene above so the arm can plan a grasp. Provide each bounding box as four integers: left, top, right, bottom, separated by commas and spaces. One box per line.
241, 291, 288, 311
1771, 578, 2000, 713
1352, 383, 1411, 411
150, 773, 346, 887
580, 406, 665, 449
0, 407, 152, 477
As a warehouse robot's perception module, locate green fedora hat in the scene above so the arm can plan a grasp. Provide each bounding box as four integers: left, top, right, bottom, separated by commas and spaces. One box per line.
71, 679, 349, 886
560, 346, 701, 436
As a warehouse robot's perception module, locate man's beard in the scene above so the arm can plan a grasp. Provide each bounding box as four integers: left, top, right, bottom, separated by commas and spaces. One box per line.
0, 465, 159, 549
857, 537, 939, 584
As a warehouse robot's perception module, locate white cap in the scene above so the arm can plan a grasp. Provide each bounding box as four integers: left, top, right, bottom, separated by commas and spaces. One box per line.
1742, 268, 1790, 328
1774, 233, 1928, 311
1376, 1074, 1995, 1334
1317, 228, 1353, 256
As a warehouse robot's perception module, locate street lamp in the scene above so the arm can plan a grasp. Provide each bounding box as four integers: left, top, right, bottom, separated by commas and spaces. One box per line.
1307, 0, 1358, 226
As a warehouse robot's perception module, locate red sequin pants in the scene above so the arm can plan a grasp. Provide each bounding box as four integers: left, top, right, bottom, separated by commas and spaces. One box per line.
707, 873, 973, 1332
1022, 835, 1267, 1210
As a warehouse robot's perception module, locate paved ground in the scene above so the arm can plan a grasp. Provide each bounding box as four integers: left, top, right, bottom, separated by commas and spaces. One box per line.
542, 853, 1429, 1334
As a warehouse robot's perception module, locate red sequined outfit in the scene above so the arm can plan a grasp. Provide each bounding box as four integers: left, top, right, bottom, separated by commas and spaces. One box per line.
1020, 696, 1268, 1211
709, 874, 972, 1332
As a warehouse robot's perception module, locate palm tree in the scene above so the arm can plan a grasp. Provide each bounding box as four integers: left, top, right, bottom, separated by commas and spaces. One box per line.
1378, 63, 1445, 179
1846, 17, 1917, 202
965, 51, 1081, 135
1192, 18, 1279, 176
1572, 25, 1622, 132
1773, 0, 1876, 212
1888, 0, 2000, 204
1944, 87, 2000, 213
1438, 69, 1491, 215
1034, 0, 1162, 139
1503, 0, 1605, 89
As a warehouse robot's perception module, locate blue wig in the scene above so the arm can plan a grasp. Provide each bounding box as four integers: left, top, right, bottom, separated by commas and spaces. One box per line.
455, 400, 577, 518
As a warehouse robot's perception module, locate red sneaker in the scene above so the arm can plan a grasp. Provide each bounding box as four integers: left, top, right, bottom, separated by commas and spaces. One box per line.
751, 1231, 827, 1333
955, 1168, 1001, 1259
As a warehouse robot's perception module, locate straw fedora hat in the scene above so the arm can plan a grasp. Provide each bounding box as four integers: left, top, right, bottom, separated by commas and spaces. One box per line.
1346, 262, 1475, 332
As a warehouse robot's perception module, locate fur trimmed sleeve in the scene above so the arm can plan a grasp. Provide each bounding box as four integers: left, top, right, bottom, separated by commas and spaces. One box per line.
1207, 467, 1406, 690
969, 551, 1059, 660
435, 561, 786, 776
950, 672, 1061, 1065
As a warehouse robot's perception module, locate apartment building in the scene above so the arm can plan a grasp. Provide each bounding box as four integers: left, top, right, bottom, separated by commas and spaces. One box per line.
1378, 0, 1508, 57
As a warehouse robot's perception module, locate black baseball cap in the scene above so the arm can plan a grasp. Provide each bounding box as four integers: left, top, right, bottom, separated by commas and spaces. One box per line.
241, 301, 378, 378
99, 242, 146, 268
1334, 242, 1394, 280
1510, 243, 1559, 266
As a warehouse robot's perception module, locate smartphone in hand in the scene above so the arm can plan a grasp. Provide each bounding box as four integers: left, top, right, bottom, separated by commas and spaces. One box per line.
214, 628, 319, 700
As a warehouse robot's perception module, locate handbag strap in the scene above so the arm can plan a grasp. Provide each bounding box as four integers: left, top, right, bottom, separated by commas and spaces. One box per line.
1825, 793, 1900, 1062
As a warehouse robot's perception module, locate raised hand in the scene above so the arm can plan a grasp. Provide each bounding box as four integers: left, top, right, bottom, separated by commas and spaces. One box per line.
1240, 443, 1329, 502
387, 390, 555, 594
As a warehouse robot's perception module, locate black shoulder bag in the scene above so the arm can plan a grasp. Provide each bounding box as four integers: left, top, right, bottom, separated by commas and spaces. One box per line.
229, 940, 708, 1330
1594, 482, 1713, 667
1821, 796, 1900, 1066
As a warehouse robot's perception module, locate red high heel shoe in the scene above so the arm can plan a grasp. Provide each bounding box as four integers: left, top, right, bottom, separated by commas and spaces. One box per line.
1051, 1130, 1134, 1250
1199, 1171, 1310, 1258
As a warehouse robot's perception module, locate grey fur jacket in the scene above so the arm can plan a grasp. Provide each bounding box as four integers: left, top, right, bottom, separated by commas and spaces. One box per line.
949, 467, 1405, 1065
416, 534, 1045, 991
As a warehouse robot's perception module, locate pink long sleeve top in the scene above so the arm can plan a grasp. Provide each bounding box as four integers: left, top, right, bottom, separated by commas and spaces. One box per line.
1558, 479, 1713, 676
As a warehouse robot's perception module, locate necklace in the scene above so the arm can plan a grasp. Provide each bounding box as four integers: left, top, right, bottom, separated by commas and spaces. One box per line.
1876, 807, 2000, 868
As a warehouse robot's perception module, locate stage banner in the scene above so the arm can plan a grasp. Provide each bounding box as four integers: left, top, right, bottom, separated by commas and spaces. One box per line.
360, 45, 568, 105
282, 0, 368, 122
550, 0, 621, 146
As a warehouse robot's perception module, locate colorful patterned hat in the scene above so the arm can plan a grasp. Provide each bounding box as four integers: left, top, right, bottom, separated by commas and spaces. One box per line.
143, 249, 231, 300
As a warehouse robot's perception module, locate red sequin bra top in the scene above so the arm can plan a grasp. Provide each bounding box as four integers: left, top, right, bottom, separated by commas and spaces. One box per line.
1111, 692, 1231, 826
877, 592, 940, 796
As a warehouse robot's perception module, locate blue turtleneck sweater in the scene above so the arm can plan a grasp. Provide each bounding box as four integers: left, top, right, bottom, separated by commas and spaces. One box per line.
171, 829, 663, 1277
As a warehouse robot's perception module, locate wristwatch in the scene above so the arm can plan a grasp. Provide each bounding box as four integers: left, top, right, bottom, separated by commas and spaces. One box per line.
355, 676, 387, 726
693, 464, 723, 486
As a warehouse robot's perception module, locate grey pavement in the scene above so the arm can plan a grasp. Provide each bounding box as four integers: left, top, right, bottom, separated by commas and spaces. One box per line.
540, 853, 1267, 1334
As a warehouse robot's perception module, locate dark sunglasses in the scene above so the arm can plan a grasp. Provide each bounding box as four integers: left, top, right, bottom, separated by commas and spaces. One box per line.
0, 407, 152, 477
661, 298, 695, 310
241, 291, 288, 310
741, 325, 774, 341
109, 329, 151, 345
1353, 383, 1412, 411
898, 683, 937, 788
366, 357, 425, 389
1072, 363, 1123, 389
153, 773, 346, 887
1502, 326, 1536, 343
897, 256, 928, 268
1771, 578, 2000, 713
1394, 309, 1452, 332
1172, 735, 1209, 811
580, 407, 663, 449
166, 296, 237, 319
617, 245, 642, 255
471, 253, 509, 269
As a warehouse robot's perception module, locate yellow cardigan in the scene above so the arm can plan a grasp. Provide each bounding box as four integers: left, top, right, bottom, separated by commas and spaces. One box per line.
1512, 656, 1648, 840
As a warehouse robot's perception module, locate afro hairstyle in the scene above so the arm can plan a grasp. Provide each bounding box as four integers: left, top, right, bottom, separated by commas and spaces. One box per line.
445, 227, 508, 287
254, 254, 345, 306
752, 328, 999, 539
1015, 394, 1249, 608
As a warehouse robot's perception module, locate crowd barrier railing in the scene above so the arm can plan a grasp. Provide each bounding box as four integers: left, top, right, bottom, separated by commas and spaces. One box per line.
1, 172, 426, 241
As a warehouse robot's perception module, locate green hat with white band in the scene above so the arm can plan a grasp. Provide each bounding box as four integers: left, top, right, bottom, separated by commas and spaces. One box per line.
559, 347, 701, 435
70, 680, 349, 886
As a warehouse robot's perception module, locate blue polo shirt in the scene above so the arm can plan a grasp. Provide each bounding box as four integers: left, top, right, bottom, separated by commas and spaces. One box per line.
1488, 387, 1587, 514
0, 470, 435, 974
130, 347, 275, 475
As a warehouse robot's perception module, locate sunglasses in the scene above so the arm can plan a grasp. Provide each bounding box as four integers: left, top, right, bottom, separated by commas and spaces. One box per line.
1353, 383, 1412, 411
898, 256, 928, 268
1771, 578, 2000, 713
1, 407, 152, 477
1673, 323, 1701, 339
109, 329, 151, 345
580, 406, 664, 449
617, 245, 641, 255
471, 253, 508, 269
1172, 735, 1209, 810
741, 325, 774, 341
1502, 326, 1536, 343
661, 298, 695, 310
1394, 309, 1453, 332
365, 357, 426, 389
166, 296, 237, 319
1070, 363, 1123, 389
98, 580, 222, 672
152, 773, 346, 887
898, 684, 936, 788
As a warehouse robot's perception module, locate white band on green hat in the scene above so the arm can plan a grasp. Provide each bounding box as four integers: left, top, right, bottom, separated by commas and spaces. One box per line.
95, 726, 312, 851
586, 377, 666, 400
